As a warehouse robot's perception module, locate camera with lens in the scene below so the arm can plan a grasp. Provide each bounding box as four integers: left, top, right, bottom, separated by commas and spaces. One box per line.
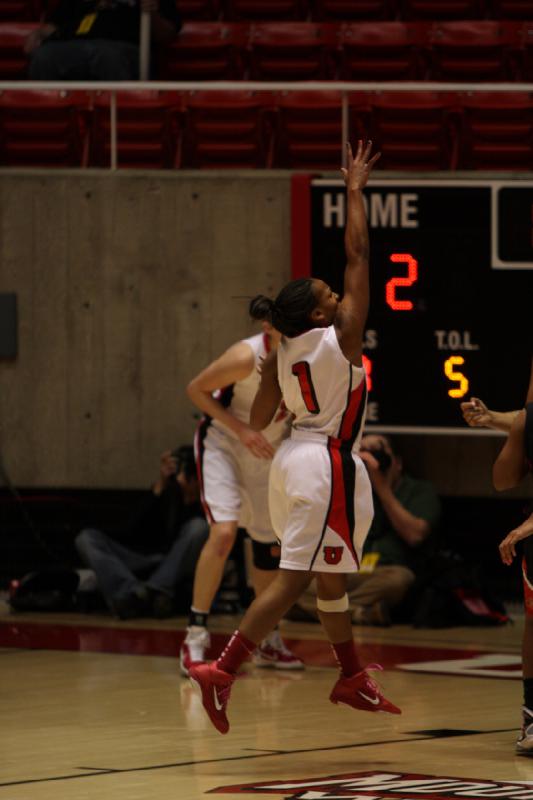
367, 448, 392, 473
171, 445, 196, 480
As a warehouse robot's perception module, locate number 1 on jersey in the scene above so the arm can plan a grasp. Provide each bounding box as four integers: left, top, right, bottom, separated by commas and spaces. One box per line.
292, 361, 320, 414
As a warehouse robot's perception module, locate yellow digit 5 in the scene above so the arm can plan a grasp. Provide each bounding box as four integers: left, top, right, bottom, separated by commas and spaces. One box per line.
444, 355, 469, 399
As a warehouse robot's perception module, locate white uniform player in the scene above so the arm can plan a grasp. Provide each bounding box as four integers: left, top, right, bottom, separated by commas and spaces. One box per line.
181, 327, 303, 677
196, 332, 288, 543
270, 324, 373, 574
188, 142, 400, 737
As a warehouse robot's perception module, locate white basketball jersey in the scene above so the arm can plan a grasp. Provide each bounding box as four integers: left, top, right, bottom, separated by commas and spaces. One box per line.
212, 332, 288, 445
277, 325, 367, 449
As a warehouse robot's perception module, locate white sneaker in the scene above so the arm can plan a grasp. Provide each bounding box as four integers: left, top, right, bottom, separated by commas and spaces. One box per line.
517, 707, 533, 754
179, 626, 210, 677
253, 629, 304, 670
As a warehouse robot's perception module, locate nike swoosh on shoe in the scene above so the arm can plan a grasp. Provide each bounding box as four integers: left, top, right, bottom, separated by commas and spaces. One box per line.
213, 687, 224, 711
358, 691, 380, 705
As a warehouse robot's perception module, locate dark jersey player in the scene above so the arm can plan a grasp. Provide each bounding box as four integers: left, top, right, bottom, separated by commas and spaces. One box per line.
462, 358, 533, 755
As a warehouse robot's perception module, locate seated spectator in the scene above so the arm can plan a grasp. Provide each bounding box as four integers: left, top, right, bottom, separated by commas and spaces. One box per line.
290, 434, 442, 626
75, 446, 208, 620
26, 0, 181, 81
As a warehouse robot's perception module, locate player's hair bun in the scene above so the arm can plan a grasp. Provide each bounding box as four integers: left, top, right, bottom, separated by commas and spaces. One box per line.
249, 295, 275, 321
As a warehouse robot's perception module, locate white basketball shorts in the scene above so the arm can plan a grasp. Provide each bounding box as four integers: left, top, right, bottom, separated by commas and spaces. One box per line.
195, 421, 276, 544
269, 430, 373, 573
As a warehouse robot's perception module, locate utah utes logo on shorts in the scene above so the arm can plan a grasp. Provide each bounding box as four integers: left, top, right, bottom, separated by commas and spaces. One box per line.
323, 546, 344, 565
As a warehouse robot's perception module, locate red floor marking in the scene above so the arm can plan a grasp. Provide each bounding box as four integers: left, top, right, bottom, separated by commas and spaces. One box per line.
0, 620, 491, 670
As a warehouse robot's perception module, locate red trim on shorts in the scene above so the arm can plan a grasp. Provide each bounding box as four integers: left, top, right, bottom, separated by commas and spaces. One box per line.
291, 174, 313, 279
195, 418, 215, 525
323, 440, 359, 566
523, 555, 533, 617
195, 383, 235, 526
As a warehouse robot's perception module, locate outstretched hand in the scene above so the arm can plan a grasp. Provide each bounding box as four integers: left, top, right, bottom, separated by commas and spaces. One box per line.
341, 140, 381, 191
460, 397, 492, 428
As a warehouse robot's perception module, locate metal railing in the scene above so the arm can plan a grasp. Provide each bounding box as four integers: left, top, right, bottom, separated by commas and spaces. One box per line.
0, 79, 532, 170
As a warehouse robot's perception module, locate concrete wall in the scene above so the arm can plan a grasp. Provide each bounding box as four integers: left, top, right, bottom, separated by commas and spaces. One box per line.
0, 169, 531, 498
0, 170, 290, 488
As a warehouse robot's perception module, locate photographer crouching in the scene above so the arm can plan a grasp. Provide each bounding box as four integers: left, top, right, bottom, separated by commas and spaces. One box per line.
75, 446, 208, 620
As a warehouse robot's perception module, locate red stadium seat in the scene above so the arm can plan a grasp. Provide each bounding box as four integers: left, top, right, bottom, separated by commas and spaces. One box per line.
223, 0, 308, 20
248, 22, 337, 80
181, 90, 273, 168
520, 23, 533, 80
0, 0, 40, 21
311, 0, 397, 20
0, 22, 38, 78
158, 22, 248, 79
176, 0, 222, 20
492, 0, 533, 19
89, 91, 181, 169
273, 89, 363, 169
0, 90, 90, 167
458, 91, 533, 170
367, 91, 458, 170
338, 21, 429, 80
428, 21, 518, 80
400, 0, 485, 19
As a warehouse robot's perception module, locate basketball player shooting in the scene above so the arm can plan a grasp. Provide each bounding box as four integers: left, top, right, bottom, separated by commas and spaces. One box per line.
189, 140, 401, 734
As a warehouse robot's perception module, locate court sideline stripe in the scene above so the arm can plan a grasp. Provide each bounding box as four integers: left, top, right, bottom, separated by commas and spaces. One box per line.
0, 727, 518, 790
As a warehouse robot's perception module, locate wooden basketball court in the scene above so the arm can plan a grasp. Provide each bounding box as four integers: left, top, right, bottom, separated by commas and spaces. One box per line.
1, 602, 530, 800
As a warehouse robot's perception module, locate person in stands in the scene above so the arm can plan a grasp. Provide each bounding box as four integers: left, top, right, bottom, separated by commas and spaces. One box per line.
26, 0, 181, 80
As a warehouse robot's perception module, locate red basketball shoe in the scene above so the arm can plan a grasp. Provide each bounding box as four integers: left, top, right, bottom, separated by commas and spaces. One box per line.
253, 630, 304, 670
189, 662, 234, 734
330, 664, 401, 715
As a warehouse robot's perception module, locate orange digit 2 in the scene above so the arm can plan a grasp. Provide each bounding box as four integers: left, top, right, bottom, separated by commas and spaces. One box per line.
292, 361, 320, 414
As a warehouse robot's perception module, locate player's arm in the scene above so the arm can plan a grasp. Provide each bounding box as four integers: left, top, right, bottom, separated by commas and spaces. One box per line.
527, 357, 533, 404
187, 343, 274, 459
461, 397, 520, 433
335, 140, 380, 365
250, 350, 282, 431
493, 409, 528, 490
499, 512, 533, 566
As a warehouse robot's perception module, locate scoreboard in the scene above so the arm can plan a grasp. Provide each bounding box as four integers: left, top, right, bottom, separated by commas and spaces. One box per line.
292, 178, 533, 434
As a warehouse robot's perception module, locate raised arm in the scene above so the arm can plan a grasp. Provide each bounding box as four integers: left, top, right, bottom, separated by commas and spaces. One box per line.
335, 140, 380, 365
187, 343, 274, 459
